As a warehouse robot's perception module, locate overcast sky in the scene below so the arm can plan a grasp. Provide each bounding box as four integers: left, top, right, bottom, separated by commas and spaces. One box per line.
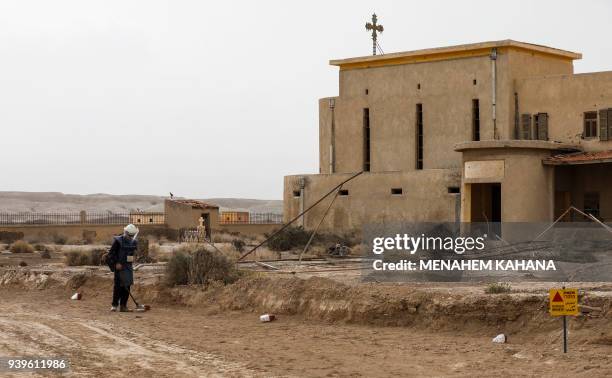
1, 0, 611, 200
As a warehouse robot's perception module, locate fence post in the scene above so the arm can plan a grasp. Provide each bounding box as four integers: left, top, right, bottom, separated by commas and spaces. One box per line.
80, 210, 86, 224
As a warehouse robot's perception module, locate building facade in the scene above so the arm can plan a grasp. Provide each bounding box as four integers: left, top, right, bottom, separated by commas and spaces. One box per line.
284, 40, 612, 230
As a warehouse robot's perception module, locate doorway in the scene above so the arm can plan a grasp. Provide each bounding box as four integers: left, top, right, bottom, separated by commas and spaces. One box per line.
470, 183, 501, 223
201, 213, 211, 239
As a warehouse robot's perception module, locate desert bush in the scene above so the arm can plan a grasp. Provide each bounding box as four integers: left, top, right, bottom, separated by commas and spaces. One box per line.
52, 234, 68, 245
484, 282, 512, 294
34, 244, 51, 252
0, 231, 24, 243
64, 248, 105, 266
165, 252, 191, 286
40, 250, 51, 259
10, 240, 35, 254
267, 226, 310, 251
18, 261, 27, 267
231, 239, 246, 253
165, 245, 239, 286
212, 232, 235, 243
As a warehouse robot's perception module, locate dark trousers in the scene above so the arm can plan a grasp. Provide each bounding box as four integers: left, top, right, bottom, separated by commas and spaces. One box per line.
112, 271, 130, 307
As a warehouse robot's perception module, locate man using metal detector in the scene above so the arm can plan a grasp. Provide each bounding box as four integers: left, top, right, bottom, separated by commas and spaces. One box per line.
107, 224, 139, 312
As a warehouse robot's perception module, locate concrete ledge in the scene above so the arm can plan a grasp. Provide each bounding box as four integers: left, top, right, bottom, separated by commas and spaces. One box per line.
455, 140, 580, 152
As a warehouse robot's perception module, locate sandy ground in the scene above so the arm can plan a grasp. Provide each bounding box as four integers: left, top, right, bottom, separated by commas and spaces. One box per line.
1, 285, 611, 378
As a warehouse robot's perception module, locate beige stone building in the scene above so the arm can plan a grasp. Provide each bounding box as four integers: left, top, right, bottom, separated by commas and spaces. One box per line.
284, 40, 612, 230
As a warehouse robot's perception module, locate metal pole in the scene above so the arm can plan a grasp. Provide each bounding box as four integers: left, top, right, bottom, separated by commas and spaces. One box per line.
299, 185, 343, 262
563, 315, 568, 353
237, 171, 364, 261
562, 285, 568, 353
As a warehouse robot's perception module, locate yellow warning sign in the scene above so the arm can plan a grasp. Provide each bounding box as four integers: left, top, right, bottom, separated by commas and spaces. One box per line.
549, 288, 579, 316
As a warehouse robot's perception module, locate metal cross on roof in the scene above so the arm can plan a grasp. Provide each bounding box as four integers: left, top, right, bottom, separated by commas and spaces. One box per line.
365, 13, 383, 56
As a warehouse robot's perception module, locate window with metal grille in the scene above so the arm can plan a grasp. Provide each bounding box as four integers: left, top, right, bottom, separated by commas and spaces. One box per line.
391, 188, 403, 195
584, 192, 600, 219
472, 99, 480, 141
363, 108, 370, 172
584, 112, 597, 138
416, 104, 423, 169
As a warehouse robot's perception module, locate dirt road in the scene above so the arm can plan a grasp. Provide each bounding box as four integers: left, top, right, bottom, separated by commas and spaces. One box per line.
1, 286, 611, 377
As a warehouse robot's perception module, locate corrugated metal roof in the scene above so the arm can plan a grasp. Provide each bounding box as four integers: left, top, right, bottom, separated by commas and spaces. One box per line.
543, 150, 612, 165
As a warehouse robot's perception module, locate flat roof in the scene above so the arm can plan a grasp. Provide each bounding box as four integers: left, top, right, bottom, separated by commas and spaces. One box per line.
331, 40, 582, 70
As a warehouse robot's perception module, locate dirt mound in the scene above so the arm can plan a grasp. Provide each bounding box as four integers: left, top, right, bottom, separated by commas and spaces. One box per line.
2, 269, 612, 339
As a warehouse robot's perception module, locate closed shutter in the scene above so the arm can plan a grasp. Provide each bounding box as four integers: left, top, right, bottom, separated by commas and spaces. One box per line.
608, 109, 612, 140
600, 109, 609, 141
537, 113, 548, 141
521, 114, 531, 140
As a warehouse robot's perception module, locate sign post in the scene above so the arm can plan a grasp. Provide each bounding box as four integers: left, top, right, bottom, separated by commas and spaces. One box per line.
549, 287, 578, 353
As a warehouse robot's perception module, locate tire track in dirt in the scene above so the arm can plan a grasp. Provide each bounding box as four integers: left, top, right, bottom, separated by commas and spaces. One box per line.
0, 303, 261, 377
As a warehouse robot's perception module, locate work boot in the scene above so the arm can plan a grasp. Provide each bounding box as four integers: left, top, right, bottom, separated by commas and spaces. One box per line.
119, 305, 130, 312
110, 306, 118, 312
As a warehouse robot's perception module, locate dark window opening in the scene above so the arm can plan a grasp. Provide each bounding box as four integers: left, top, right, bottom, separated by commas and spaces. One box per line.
448, 187, 460, 194
339, 189, 349, 196
416, 104, 423, 170
417, 83, 421, 90
363, 108, 371, 172
472, 99, 480, 141
292, 190, 301, 197
149, 218, 154, 223
584, 192, 600, 219
584, 111, 597, 138
365, 89, 369, 95
473, 79, 477, 85
391, 188, 403, 195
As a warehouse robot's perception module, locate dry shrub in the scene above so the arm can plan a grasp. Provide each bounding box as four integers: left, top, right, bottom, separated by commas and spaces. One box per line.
212, 232, 235, 243
40, 250, 51, 259
485, 282, 512, 294
165, 245, 240, 286
34, 244, 51, 252
52, 234, 68, 245
10, 240, 35, 254
64, 248, 105, 266
18, 261, 27, 267
267, 226, 310, 251
231, 239, 246, 253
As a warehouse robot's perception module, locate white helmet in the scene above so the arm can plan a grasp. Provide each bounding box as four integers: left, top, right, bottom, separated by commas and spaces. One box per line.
124, 224, 139, 236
